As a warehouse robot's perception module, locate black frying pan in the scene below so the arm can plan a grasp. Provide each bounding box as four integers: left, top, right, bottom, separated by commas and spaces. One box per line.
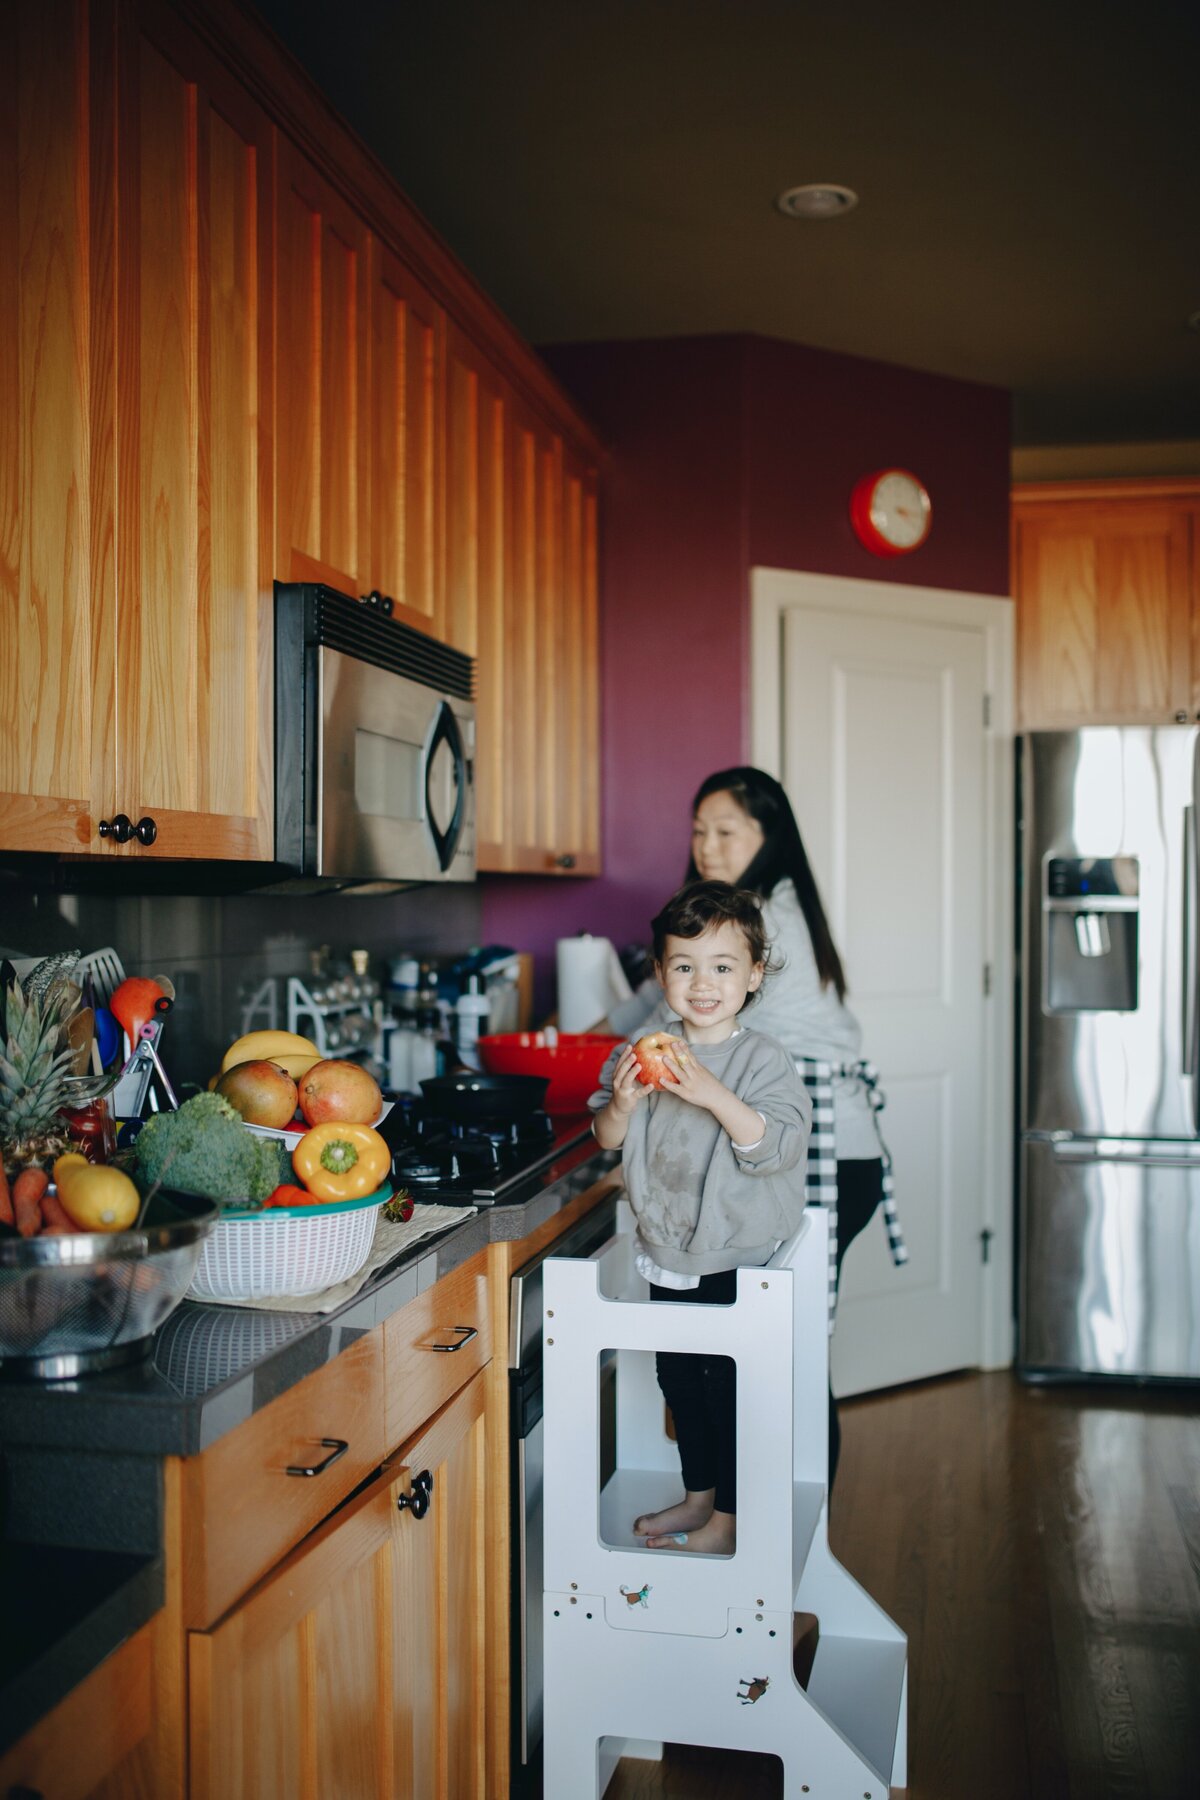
419, 1073, 549, 1121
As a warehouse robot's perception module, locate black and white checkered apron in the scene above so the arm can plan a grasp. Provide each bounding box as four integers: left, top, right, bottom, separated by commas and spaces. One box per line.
796, 1057, 907, 1331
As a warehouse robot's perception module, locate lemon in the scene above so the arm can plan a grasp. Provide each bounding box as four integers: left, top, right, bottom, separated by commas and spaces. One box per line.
53, 1155, 140, 1232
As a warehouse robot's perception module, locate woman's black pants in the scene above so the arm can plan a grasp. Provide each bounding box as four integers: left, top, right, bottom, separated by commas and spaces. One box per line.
828, 1158, 884, 1488
650, 1268, 738, 1515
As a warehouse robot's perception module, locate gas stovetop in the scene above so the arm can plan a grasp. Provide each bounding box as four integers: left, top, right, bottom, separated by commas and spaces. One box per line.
379, 1099, 594, 1203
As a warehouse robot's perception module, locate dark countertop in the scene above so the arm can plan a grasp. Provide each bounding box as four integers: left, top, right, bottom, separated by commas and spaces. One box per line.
0, 1130, 618, 1757
0, 1128, 616, 1460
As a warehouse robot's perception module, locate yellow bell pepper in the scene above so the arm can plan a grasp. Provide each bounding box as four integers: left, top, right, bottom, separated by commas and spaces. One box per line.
292, 1122, 391, 1203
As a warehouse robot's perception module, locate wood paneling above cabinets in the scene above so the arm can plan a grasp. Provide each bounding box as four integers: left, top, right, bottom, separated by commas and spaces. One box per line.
2, 0, 601, 873
1013, 480, 1200, 730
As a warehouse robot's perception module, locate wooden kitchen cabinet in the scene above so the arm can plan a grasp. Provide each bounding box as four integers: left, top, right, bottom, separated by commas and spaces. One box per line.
370, 244, 445, 634
0, 0, 277, 860
274, 136, 371, 598
0, 0, 95, 855
1013, 480, 1200, 728
0, 1616, 153, 1800
180, 1330, 386, 1629
3, 0, 602, 873
492, 398, 602, 876
445, 326, 510, 859
187, 1371, 488, 1800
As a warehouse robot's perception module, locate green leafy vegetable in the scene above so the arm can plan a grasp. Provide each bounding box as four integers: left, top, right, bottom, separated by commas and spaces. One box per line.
133, 1090, 288, 1208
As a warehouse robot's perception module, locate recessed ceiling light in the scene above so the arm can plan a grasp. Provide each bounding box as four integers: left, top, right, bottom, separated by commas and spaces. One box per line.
776, 183, 858, 220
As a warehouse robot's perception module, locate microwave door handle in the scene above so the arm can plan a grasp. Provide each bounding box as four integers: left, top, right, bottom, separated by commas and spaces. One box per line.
424, 701, 467, 873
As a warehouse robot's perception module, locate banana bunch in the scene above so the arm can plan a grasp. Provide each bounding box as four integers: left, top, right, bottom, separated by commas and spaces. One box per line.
220, 1030, 322, 1081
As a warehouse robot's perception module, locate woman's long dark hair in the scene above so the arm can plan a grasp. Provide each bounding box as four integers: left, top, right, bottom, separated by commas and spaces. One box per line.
685, 766, 848, 1000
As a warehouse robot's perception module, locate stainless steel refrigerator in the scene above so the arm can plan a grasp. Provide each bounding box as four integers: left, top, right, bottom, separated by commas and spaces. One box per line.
1019, 726, 1200, 1380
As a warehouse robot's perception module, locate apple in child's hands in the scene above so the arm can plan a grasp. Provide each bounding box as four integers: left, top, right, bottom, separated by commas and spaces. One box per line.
632, 1032, 685, 1090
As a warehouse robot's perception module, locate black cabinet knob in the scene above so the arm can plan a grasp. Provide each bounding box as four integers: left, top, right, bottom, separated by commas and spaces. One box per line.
98, 813, 157, 846
554, 853, 577, 870
396, 1468, 433, 1520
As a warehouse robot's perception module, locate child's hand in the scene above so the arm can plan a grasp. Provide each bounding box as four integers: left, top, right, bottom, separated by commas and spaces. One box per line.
658, 1044, 727, 1111
609, 1044, 653, 1115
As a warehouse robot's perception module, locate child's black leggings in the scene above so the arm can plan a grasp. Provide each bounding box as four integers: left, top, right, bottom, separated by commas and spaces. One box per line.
650, 1268, 739, 1516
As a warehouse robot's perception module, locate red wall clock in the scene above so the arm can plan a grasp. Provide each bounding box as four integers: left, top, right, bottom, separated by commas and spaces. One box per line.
849, 467, 932, 556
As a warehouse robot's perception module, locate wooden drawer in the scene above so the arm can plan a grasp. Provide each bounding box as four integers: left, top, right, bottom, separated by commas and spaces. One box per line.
383, 1248, 491, 1451
181, 1330, 384, 1628
0, 1616, 152, 1800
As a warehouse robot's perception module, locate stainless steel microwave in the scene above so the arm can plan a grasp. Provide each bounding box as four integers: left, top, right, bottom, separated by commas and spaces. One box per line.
274, 583, 475, 885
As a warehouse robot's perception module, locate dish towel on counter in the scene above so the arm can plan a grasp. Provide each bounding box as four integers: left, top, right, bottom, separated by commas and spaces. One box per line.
196, 1204, 478, 1315
797, 1057, 907, 1333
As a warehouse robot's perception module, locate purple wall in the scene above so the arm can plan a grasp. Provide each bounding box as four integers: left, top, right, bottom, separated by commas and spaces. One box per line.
482, 334, 1011, 1016
742, 335, 1011, 594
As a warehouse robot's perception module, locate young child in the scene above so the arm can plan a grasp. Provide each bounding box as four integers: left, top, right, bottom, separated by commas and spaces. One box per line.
590, 879, 811, 1554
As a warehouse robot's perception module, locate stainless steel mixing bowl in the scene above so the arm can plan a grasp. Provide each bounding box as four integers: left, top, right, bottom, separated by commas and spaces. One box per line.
0, 1189, 218, 1379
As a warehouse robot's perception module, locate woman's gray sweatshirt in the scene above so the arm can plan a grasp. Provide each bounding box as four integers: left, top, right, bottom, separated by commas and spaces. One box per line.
589, 1027, 811, 1276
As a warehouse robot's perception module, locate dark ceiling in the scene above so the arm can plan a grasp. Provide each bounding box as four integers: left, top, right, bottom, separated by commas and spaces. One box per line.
251, 0, 1200, 447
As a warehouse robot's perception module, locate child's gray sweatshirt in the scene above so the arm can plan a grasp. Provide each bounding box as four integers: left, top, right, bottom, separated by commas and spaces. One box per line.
590, 1027, 812, 1276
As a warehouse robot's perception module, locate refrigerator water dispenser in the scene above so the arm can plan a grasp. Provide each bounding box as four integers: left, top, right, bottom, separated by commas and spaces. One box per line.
1043, 855, 1139, 1012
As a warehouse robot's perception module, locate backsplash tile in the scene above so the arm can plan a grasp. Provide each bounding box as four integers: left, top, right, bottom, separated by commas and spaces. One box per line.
1, 883, 483, 1091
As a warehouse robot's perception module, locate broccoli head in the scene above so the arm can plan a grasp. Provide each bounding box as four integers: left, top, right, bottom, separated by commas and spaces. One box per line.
134, 1090, 288, 1207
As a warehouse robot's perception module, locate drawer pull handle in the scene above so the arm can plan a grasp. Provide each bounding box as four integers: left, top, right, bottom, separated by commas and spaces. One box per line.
427, 1324, 478, 1353
397, 1468, 433, 1520
286, 1437, 349, 1477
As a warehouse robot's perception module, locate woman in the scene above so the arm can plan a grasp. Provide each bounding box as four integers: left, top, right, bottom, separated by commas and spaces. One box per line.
608, 765, 900, 1489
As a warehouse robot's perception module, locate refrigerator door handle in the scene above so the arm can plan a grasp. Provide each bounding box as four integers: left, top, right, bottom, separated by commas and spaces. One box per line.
1050, 1139, 1200, 1168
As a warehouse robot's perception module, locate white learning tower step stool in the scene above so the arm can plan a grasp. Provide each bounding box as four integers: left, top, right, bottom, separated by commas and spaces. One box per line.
542, 1205, 907, 1797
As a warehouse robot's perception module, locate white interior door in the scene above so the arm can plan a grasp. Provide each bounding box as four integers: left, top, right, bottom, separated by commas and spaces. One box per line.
753, 569, 1013, 1395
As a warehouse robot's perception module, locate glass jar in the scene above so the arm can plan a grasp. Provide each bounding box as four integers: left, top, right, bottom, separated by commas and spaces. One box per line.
58, 1096, 117, 1163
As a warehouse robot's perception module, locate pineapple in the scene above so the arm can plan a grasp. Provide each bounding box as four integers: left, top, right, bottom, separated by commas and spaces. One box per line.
0, 956, 114, 1174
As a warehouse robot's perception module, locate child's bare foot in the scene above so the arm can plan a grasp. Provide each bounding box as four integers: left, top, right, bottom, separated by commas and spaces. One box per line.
646, 1509, 736, 1554
633, 1488, 715, 1539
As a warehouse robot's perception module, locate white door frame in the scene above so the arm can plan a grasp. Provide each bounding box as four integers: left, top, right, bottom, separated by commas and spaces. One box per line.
750, 566, 1015, 1372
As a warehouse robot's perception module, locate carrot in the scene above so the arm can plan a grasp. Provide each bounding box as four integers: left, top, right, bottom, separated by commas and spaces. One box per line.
0, 1161, 13, 1227
39, 1188, 80, 1234
12, 1167, 50, 1238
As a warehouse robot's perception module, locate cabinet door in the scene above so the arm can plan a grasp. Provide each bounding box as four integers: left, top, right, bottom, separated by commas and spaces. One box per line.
1015, 496, 1193, 727
275, 137, 370, 595
506, 399, 565, 872
557, 449, 601, 874
390, 1372, 488, 1800
369, 244, 444, 632
189, 1475, 396, 1799
500, 401, 600, 875
188, 1371, 488, 1800
446, 326, 509, 859
0, 1, 97, 852
95, 0, 275, 860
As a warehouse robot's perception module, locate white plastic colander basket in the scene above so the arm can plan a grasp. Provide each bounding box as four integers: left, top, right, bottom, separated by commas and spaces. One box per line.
189, 1185, 388, 1301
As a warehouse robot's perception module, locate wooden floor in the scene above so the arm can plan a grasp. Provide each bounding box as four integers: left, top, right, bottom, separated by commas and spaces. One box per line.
604, 1370, 1200, 1799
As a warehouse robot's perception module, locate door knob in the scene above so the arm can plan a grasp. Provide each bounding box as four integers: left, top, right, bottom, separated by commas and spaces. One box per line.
133, 816, 157, 845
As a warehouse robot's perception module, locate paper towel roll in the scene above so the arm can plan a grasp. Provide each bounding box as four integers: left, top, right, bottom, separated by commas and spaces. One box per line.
556, 935, 633, 1033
